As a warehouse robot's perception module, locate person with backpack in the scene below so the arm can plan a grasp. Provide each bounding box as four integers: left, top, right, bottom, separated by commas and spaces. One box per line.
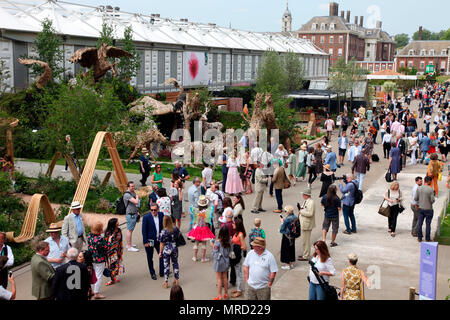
248, 218, 265, 250
279, 206, 297, 270
320, 185, 341, 247
339, 174, 358, 235
352, 151, 370, 191
122, 182, 140, 252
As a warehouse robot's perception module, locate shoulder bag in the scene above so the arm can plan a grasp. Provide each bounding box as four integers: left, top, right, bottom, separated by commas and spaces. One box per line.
378, 190, 391, 218
385, 169, 393, 183
283, 170, 291, 189
175, 228, 186, 247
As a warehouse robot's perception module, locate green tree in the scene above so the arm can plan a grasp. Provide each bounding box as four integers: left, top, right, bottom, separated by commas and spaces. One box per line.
256, 49, 287, 94
284, 51, 305, 92
41, 75, 140, 171
32, 18, 64, 81
382, 81, 397, 95
255, 50, 295, 141
441, 28, 450, 40
118, 26, 141, 81
98, 21, 115, 48
394, 33, 410, 48
412, 28, 443, 40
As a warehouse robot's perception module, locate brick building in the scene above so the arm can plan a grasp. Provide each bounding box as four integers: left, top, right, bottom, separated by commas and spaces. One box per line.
395, 41, 450, 75
294, 2, 395, 72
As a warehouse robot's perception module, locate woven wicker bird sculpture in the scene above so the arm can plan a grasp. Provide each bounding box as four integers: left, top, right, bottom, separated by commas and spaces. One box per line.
18, 58, 52, 89
69, 43, 132, 82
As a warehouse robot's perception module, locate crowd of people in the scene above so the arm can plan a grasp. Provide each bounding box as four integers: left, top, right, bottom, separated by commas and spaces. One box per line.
1, 82, 448, 301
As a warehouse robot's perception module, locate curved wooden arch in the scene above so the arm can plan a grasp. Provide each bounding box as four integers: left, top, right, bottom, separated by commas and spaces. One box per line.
6, 194, 58, 243
71, 132, 128, 211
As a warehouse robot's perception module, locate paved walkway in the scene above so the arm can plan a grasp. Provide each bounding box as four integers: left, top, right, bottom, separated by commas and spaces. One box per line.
8, 99, 450, 300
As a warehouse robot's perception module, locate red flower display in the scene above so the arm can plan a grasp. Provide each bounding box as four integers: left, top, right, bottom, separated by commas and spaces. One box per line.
188, 53, 199, 80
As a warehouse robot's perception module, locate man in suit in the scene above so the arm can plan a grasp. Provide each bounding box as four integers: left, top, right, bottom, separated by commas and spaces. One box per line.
142, 203, 164, 280
396, 133, 407, 169
51, 248, 90, 301
62, 201, 86, 252
31, 241, 55, 300
297, 189, 315, 262
251, 161, 268, 214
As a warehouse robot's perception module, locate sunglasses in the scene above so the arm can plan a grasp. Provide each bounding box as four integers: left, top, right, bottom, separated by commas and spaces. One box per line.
150, 209, 158, 212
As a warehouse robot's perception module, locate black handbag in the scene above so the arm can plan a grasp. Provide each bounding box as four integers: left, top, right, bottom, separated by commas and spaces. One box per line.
385, 169, 393, 183
310, 262, 339, 300
103, 264, 112, 278
175, 228, 186, 247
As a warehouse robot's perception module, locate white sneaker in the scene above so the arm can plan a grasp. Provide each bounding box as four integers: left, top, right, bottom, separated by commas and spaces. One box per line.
127, 247, 139, 252
61, 169, 68, 173
281, 265, 291, 270
132, 244, 137, 248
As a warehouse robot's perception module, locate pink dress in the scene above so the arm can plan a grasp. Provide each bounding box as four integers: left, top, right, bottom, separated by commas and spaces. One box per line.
225, 158, 244, 194
187, 208, 215, 242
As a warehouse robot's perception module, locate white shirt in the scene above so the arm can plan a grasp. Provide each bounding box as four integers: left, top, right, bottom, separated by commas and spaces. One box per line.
424, 114, 432, 123
339, 137, 348, 150
0, 286, 12, 300
308, 256, 336, 284
382, 133, 392, 144
152, 214, 160, 237
408, 136, 418, 149
274, 149, 288, 166
250, 147, 263, 163
201, 167, 213, 187
243, 249, 278, 290
0, 244, 14, 267
227, 158, 240, 168
411, 183, 420, 206
45, 235, 70, 269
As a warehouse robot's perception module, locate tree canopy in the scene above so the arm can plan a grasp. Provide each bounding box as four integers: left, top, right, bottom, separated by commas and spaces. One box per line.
118, 26, 141, 82
394, 33, 410, 49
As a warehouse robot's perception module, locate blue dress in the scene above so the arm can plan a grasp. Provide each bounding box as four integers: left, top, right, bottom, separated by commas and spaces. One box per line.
389, 147, 401, 174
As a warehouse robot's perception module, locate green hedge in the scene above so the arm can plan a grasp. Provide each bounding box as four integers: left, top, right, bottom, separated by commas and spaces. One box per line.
218, 111, 246, 131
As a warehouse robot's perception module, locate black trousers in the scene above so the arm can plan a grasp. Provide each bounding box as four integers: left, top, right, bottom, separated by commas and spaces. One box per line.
140, 169, 150, 185
308, 166, 317, 184
145, 242, 164, 277
383, 143, 391, 158
388, 205, 400, 232
0, 268, 7, 289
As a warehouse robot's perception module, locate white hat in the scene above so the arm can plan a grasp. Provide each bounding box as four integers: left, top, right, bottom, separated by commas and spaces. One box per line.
70, 201, 83, 210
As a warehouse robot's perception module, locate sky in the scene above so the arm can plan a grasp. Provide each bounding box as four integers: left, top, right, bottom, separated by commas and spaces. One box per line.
71, 0, 449, 37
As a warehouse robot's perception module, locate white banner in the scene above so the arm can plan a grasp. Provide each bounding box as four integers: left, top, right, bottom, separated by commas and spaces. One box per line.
183, 51, 209, 86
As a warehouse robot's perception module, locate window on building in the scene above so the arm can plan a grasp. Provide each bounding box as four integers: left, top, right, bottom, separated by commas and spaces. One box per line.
366, 51, 370, 58
312, 23, 317, 30
369, 65, 373, 71
330, 23, 336, 31
338, 48, 343, 56
441, 61, 446, 70
400, 61, 405, 68
442, 49, 447, 55
329, 48, 333, 55
367, 31, 372, 35
409, 50, 414, 56
421, 49, 426, 56
302, 36, 307, 39
382, 64, 386, 70
329, 36, 334, 44
312, 36, 315, 43
429, 49, 434, 56
339, 36, 343, 43
320, 36, 325, 43
375, 64, 379, 71
408, 61, 413, 68
388, 65, 393, 70
320, 23, 326, 31
420, 61, 425, 69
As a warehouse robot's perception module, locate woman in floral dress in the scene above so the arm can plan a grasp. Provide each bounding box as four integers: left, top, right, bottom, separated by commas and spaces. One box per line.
157, 188, 172, 217
104, 218, 123, 286
87, 221, 110, 300
158, 215, 180, 288
340, 253, 371, 300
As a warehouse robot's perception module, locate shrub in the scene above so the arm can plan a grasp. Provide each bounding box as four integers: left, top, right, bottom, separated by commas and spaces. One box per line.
218, 111, 246, 131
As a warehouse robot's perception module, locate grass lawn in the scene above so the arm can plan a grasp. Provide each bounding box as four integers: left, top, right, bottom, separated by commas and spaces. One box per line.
20, 158, 224, 182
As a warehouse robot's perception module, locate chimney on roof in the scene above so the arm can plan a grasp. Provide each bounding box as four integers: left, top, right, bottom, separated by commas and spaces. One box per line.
340, 11, 344, 18
329, 2, 339, 16
354, 16, 358, 25
346, 11, 350, 23
106, 5, 113, 12
359, 16, 364, 27
114, 7, 120, 11
376, 21, 382, 29
418, 26, 423, 40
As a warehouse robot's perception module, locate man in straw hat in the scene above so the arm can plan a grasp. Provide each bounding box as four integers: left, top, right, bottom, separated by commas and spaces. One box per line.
0, 256, 16, 300
297, 188, 316, 262
243, 237, 278, 300
139, 147, 151, 187
45, 223, 70, 269
62, 201, 86, 252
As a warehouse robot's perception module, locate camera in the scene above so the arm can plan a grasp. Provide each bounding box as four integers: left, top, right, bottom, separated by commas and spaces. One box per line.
279, 214, 283, 219
297, 203, 303, 210
335, 174, 346, 181
8, 271, 12, 277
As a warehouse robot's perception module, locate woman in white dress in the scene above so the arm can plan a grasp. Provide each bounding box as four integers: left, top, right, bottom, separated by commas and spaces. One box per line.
408, 132, 418, 165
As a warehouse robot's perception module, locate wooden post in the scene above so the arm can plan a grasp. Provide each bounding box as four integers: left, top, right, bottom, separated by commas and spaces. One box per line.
409, 287, 416, 300
46, 152, 61, 177
64, 154, 80, 183
6, 127, 14, 176
101, 171, 112, 187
